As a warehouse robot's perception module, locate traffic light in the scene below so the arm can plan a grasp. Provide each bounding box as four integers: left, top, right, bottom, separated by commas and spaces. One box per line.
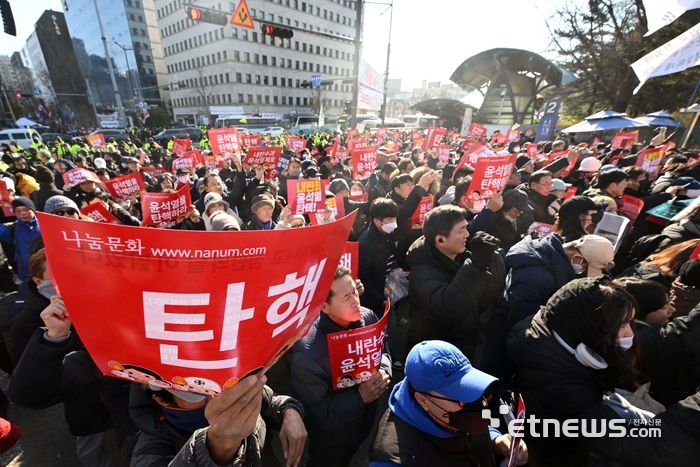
342, 79, 355, 85
0, 0, 16, 36
344, 101, 352, 115
15, 93, 32, 98
186, 6, 229, 26
260, 23, 293, 39
300, 81, 311, 88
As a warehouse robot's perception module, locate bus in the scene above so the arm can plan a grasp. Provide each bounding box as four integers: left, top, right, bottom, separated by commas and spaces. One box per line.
290, 114, 319, 134
356, 119, 406, 132
337, 114, 378, 131
214, 116, 280, 133
402, 114, 440, 129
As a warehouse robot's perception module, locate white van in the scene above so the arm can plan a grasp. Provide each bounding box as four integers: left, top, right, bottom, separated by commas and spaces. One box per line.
402, 114, 439, 129
0, 129, 41, 149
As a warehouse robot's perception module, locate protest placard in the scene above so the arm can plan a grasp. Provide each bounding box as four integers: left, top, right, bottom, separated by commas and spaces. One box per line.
410, 195, 435, 230
287, 178, 327, 214
104, 172, 146, 202
456, 142, 494, 169
86, 134, 106, 149
327, 302, 389, 390
438, 144, 450, 164
309, 194, 346, 226
208, 128, 241, 154
469, 123, 487, 138
0, 179, 13, 217
38, 210, 356, 394
287, 136, 305, 151
142, 166, 165, 178
80, 203, 122, 224
611, 131, 638, 149
526, 222, 555, 238
352, 145, 379, 180
172, 151, 201, 172
564, 186, 577, 201
62, 168, 102, 187
635, 147, 664, 173
244, 147, 282, 173
240, 134, 262, 148
467, 154, 517, 198
339, 242, 359, 280
422, 127, 446, 151
171, 138, 191, 156
618, 195, 645, 224
141, 184, 192, 228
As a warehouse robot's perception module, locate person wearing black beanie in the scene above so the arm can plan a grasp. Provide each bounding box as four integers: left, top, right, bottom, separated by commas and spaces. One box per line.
30, 166, 63, 212
670, 259, 700, 317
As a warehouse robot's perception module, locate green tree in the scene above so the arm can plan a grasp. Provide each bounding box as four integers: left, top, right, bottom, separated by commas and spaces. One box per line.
144, 106, 172, 128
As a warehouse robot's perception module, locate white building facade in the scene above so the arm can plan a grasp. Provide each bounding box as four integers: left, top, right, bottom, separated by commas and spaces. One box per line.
155, 0, 358, 124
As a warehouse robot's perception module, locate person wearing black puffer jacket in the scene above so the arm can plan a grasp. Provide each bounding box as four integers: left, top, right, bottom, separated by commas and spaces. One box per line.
516, 170, 558, 231
405, 205, 501, 362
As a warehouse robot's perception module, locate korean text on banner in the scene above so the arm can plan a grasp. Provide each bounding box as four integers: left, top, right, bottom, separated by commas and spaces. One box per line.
172, 151, 201, 172
63, 168, 101, 187
327, 302, 389, 390
80, 203, 122, 224
171, 138, 191, 156
469, 123, 487, 138
636, 147, 664, 174
339, 242, 359, 280
410, 195, 435, 230
611, 131, 638, 149
37, 211, 356, 393
0, 179, 13, 217
142, 184, 192, 228
287, 178, 326, 215
437, 144, 450, 164
468, 154, 517, 198
526, 222, 555, 238
352, 145, 379, 180
208, 128, 240, 155
244, 147, 282, 171
143, 166, 164, 178
456, 143, 494, 170
287, 136, 305, 151
376, 128, 387, 138
240, 134, 262, 148
310, 194, 346, 226
618, 195, 645, 224
86, 134, 106, 149
104, 172, 146, 202
422, 127, 445, 152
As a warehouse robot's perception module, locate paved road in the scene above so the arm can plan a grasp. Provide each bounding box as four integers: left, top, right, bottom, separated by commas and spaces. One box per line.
0, 301, 410, 466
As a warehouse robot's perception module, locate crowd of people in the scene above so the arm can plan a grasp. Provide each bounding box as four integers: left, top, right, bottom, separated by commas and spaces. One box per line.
0, 122, 698, 466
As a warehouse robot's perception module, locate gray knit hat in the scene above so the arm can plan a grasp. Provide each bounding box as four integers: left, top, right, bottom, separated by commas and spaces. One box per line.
45, 195, 79, 214
251, 194, 274, 214
210, 211, 240, 231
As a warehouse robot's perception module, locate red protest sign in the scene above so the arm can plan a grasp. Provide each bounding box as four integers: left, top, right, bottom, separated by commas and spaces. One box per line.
80, 203, 122, 224
63, 168, 101, 187
495, 134, 508, 146
527, 222, 555, 238
422, 127, 446, 151
611, 131, 638, 149
468, 154, 517, 198
310, 194, 346, 226
208, 128, 241, 155
507, 130, 520, 141
86, 134, 107, 149
172, 151, 201, 173
244, 146, 282, 171
172, 138, 191, 156
287, 178, 326, 215
349, 193, 368, 202
202, 155, 224, 171
376, 127, 388, 139
327, 302, 389, 390
143, 166, 165, 178
411, 132, 421, 142
348, 128, 358, 139
410, 195, 435, 230
636, 147, 664, 174
327, 142, 340, 165
104, 172, 146, 202
142, 184, 192, 228
527, 144, 538, 158
591, 137, 602, 147
618, 195, 644, 224
339, 242, 359, 280
456, 143, 495, 170
352, 145, 379, 180
461, 139, 485, 154
547, 150, 569, 163
564, 186, 577, 201
0, 179, 14, 217
438, 144, 450, 164
469, 123, 487, 138
336, 146, 348, 160
287, 136, 305, 151
37, 210, 356, 395
240, 134, 262, 148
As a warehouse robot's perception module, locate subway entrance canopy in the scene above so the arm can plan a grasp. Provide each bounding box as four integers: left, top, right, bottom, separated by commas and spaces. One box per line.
450, 48, 577, 125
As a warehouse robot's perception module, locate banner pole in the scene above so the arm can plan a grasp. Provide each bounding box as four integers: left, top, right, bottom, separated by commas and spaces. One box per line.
678, 77, 700, 147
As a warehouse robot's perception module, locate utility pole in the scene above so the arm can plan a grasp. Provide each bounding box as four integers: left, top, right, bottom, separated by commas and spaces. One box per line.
349, 0, 363, 130
93, 0, 126, 125
377, 1, 393, 125
85, 79, 100, 125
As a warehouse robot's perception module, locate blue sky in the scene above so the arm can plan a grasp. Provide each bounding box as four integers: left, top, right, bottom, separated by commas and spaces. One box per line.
0, 0, 555, 90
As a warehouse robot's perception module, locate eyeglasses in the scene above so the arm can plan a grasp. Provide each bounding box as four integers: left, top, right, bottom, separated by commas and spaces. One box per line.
53, 209, 78, 216
534, 181, 553, 187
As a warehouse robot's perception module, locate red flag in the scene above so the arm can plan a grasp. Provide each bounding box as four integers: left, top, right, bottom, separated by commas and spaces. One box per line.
37, 210, 356, 394
141, 184, 192, 228
327, 302, 389, 390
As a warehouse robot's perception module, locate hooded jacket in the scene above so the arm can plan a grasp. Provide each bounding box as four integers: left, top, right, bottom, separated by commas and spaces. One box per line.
504, 233, 576, 326
404, 237, 490, 359
670, 276, 700, 318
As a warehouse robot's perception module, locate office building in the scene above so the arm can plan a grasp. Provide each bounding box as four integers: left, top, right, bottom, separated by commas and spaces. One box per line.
10, 52, 35, 95
0, 56, 20, 93
62, 0, 169, 110
155, 0, 358, 124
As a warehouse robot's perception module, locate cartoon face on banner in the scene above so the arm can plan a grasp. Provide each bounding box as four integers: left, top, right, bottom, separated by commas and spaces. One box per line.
38, 212, 357, 394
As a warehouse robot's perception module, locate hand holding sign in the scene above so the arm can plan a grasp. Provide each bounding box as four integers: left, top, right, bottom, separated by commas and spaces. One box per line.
485, 191, 504, 212
40, 296, 71, 338
417, 170, 439, 191
205, 374, 267, 465
357, 370, 390, 403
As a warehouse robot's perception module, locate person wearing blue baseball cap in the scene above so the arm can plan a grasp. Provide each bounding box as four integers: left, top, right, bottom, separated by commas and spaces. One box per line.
369, 340, 528, 467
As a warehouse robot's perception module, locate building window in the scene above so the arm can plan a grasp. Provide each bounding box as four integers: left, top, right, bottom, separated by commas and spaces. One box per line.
246, 74, 252, 83
226, 73, 230, 83
232, 28, 238, 38
244, 52, 250, 62
295, 60, 299, 70
248, 94, 253, 103
282, 96, 287, 105
238, 94, 244, 103
264, 95, 269, 104
253, 32, 258, 42
281, 78, 286, 86
257, 95, 262, 104
271, 57, 276, 66
217, 52, 221, 61
262, 55, 268, 65
303, 62, 307, 71
254, 54, 260, 64
256, 75, 261, 84
274, 95, 278, 104
264, 76, 269, 85
296, 97, 301, 105
236, 72, 242, 82
234, 51, 240, 61
303, 43, 307, 52
304, 97, 308, 106
242, 30, 248, 40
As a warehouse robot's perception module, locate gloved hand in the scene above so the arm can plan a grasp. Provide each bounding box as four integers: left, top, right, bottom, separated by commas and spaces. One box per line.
469, 232, 500, 271
367, 173, 379, 190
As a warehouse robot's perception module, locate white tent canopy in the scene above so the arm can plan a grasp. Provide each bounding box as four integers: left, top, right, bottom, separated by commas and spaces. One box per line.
14, 118, 40, 127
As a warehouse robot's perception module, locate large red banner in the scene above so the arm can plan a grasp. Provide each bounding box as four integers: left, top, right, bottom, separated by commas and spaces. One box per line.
80, 203, 122, 224
469, 123, 487, 138
86, 134, 107, 149
208, 128, 241, 155
339, 242, 359, 280
62, 168, 101, 187
468, 154, 517, 198
287, 179, 327, 215
172, 138, 192, 156
352, 145, 379, 180
244, 146, 282, 171
410, 195, 435, 230
104, 172, 146, 202
38, 211, 356, 394
327, 302, 389, 390
172, 151, 201, 172
142, 184, 192, 228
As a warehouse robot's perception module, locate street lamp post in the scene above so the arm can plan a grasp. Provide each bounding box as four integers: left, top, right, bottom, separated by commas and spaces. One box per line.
92, 0, 126, 124
114, 41, 137, 99
497, 89, 507, 124
366, 1, 393, 125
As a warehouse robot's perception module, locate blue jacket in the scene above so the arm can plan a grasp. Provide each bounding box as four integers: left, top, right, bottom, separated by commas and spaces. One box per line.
504, 233, 575, 326
0, 217, 41, 280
